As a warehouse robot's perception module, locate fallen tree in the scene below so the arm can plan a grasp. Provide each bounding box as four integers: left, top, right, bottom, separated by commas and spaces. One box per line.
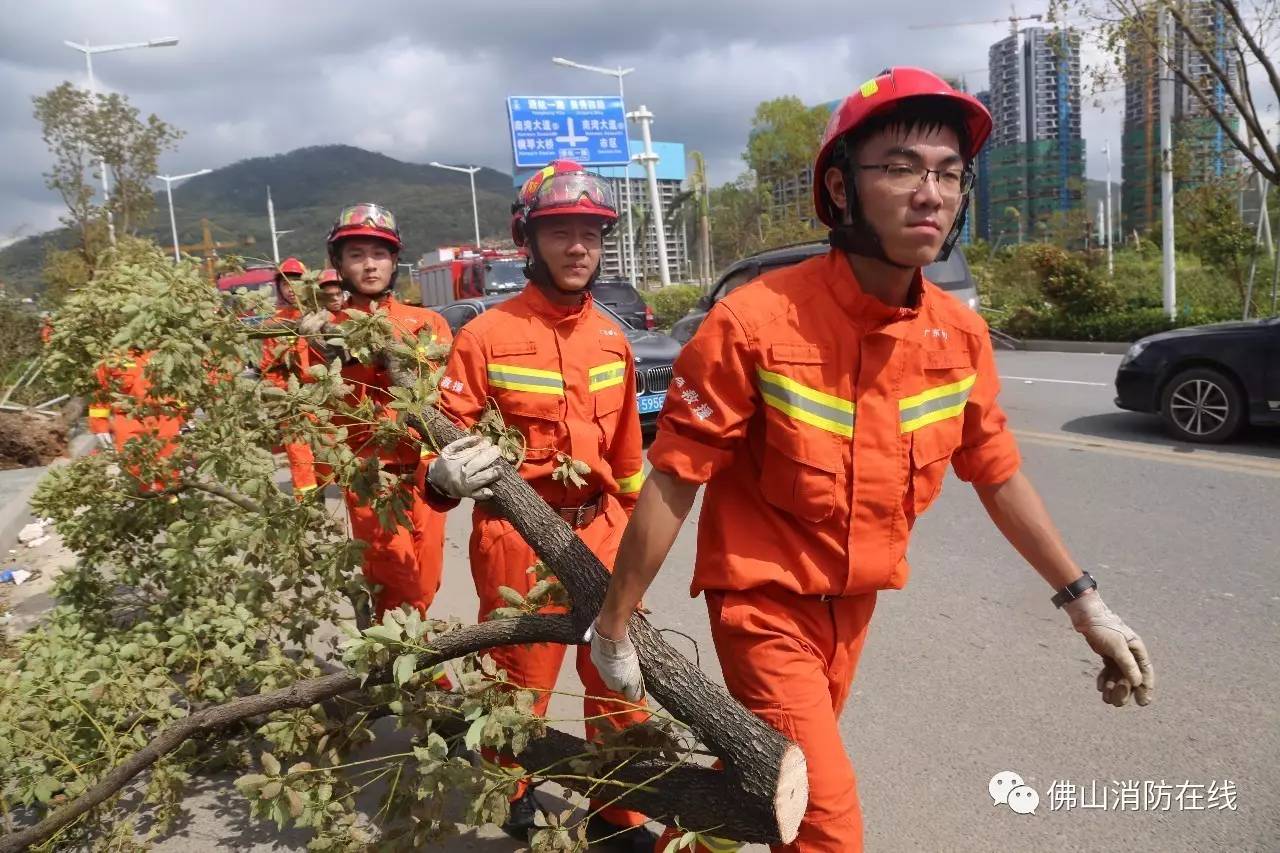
0, 247, 805, 850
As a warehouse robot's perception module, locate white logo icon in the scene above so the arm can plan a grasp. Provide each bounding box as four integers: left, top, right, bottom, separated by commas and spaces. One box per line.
989, 770, 1024, 806
1008, 785, 1040, 815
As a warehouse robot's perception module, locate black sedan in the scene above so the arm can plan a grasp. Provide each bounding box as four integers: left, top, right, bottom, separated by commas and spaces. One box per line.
436, 294, 681, 430
1114, 317, 1280, 443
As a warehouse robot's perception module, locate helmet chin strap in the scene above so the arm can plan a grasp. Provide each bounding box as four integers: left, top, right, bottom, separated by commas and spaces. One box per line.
524, 230, 602, 296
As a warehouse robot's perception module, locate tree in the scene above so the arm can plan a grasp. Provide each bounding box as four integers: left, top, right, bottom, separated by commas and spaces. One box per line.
31, 82, 182, 258
744, 96, 831, 188
0, 239, 805, 852
1061, 0, 1280, 187
1174, 180, 1255, 300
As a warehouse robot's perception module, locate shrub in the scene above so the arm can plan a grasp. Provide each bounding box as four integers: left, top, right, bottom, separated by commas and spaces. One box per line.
646, 284, 703, 330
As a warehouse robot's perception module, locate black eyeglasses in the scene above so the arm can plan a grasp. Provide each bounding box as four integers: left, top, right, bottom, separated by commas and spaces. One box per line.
856, 163, 974, 197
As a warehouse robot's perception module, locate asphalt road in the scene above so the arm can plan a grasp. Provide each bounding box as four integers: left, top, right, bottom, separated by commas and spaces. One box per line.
146, 350, 1278, 852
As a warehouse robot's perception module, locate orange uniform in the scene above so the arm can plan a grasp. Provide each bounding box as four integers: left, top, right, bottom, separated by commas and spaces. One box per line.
333, 293, 452, 617
648, 249, 1021, 852
436, 282, 648, 828
259, 305, 323, 495
95, 351, 185, 493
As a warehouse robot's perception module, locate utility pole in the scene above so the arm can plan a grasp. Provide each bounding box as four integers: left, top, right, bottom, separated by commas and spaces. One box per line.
155, 168, 211, 262
1158, 7, 1176, 320
627, 106, 670, 287
1102, 142, 1114, 276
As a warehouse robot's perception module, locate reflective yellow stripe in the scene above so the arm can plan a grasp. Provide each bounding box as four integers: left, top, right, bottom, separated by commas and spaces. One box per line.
488, 363, 565, 396
755, 367, 855, 438
88, 406, 111, 418
295, 484, 318, 493
616, 469, 645, 494
899, 373, 977, 433
589, 360, 627, 393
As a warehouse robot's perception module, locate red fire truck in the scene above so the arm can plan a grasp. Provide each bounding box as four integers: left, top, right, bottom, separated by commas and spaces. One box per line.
411, 247, 528, 307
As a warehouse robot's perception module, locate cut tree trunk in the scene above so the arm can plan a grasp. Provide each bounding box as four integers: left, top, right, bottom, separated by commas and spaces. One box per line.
400, 386, 807, 845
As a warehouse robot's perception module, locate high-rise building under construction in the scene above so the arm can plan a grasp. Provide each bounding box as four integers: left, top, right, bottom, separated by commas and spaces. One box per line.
1121, 1, 1240, 236
977, 26, 1084, 245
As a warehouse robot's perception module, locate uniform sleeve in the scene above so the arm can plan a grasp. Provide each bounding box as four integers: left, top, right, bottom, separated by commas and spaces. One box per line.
606, 339, 645, 515
950, 326, 1021, 485
430, 311, 453, 348
437, 327, 490, 432
647, 301, 759, 485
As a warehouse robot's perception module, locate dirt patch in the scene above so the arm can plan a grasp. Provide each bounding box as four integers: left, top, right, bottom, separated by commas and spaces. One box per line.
0, 411, 69, 469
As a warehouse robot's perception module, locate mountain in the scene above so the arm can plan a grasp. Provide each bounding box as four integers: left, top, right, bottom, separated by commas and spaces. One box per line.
0, 145, 516, 297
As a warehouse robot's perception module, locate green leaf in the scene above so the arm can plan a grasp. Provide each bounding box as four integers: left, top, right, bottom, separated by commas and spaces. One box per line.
393, 653, 417, 686
498, 586, 525, 607
234, 773, 269, 795
464, 714, 487, 750
261, 752, 281, 776
260, 780, 283, 800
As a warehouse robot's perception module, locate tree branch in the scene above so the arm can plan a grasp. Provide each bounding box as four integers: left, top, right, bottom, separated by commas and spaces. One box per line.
1220, 0, 1280, 119
0, 615, 579, 853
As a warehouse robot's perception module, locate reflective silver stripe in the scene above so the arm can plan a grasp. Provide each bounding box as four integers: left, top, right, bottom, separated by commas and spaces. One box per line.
755, 368, 855, 437
899, 373, 977, 433
487, 365, 565, 394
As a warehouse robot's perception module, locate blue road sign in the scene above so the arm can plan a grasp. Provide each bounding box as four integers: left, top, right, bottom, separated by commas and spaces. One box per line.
507, 95, 631, 168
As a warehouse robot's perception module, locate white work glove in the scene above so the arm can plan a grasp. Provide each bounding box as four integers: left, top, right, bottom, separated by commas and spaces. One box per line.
297, 310, 333, 337
587, 620, 645, 702
94, 433, 113, 450
1064, 592, 1155, 708
426, 435, 502, 500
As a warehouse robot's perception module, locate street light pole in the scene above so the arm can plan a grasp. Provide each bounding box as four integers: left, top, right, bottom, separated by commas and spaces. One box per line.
628, 106, 671, 287
1158, 7, 1176, 319
429, 162, 483, 246
552, 57, 637, 287
1103, 141, 1114, 276
154, 168, 211, 262
64, 37, 179, 247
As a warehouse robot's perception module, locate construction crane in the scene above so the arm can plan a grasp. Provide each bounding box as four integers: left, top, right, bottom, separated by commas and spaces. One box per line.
179, 218, 257, 282
909, 5, 1044, 38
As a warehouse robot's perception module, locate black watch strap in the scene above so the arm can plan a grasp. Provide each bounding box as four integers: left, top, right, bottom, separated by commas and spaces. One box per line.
1051, 572, 1097, 608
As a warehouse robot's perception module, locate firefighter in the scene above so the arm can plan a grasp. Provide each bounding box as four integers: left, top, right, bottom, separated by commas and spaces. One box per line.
425, 160, 655, 848
588, 68, 1155, 852
317, 267, 346, 313
259, 258, 323, 496
324, 203, 452, 617
96, 350, 185, 493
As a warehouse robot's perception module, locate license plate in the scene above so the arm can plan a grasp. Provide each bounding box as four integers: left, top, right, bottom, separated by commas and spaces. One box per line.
636, 393, 666, 415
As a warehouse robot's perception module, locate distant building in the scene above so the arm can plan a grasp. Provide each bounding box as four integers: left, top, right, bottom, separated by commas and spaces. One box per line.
1122, 0, 1240, 235
513, 139, 689, 281
984, 26, 1085, 246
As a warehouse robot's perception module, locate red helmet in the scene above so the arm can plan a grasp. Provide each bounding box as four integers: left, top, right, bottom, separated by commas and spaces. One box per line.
325, 203, 404, 254
318, 268, 341, 285
813, 67, 992, 228
277, 257, 307, 279
510, 159, 618, 247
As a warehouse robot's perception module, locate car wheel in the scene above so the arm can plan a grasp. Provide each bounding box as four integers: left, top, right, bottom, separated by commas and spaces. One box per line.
1159, 367, 1244, 443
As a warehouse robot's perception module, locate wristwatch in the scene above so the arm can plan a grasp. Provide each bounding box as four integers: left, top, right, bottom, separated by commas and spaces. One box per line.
1051, 571, 1097, 608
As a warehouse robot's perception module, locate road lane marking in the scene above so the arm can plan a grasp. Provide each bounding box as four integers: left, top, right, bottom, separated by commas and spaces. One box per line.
1014, 429, 1280, 479
1000, 375, 1110, 387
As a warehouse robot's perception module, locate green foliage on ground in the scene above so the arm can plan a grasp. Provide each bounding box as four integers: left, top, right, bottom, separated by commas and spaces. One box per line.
644, 285, 705, 330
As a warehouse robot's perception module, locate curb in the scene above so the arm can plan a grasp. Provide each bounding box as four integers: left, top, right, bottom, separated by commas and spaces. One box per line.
1019, 339, 1131, 355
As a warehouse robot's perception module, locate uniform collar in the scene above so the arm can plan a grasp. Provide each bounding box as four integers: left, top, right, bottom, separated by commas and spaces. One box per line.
518, 280, 593, 324
825, 249, 924, 338
347, 292, 399, 313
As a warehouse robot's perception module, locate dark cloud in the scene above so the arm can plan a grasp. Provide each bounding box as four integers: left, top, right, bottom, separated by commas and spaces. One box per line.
8, 0, 1255, 242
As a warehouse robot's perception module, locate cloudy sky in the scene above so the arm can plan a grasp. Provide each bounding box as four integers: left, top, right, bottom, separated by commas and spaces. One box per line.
1, 0, 1269, 242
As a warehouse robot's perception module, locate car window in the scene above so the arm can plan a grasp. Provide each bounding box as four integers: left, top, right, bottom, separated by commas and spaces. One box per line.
923, 250, 970, 290
713, 266, 757, 303
441, 303, 479, 335
593, 282, 640, 305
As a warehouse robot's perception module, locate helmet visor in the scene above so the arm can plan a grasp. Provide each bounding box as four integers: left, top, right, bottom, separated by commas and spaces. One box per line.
334, 203, 399, 235
531, 172, 616, 216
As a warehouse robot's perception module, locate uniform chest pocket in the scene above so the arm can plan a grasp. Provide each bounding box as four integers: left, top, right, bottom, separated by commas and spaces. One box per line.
488, 341, 565, 462
589, 348, 629, 419
903, 347, 974, 514
755, 344, 849, 523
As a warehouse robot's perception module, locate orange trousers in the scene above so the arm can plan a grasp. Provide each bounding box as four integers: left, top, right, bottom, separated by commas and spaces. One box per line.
705, 585, 878, 853
111, 414, 183, 493
284, 442, 330, 495
470, 495, 649, 829
344, 475, 446, 617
